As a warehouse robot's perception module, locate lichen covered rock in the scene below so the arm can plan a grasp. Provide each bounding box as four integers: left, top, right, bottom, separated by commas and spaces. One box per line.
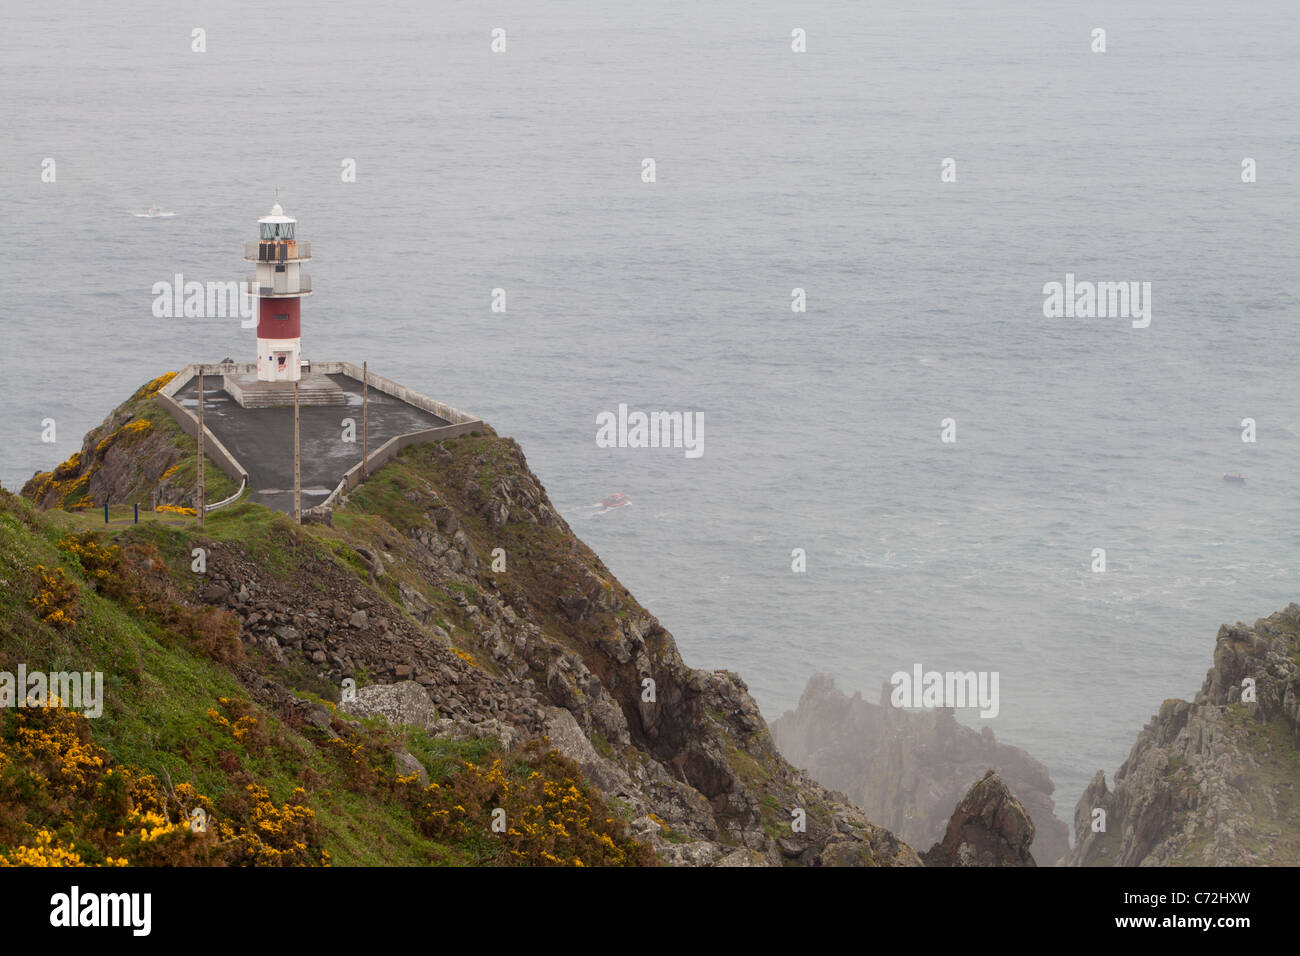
1066, 605, 1300, 866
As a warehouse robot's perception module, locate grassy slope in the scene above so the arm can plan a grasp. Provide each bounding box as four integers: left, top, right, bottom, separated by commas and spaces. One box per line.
1, 493, 449, 864
0, 480, 649, 866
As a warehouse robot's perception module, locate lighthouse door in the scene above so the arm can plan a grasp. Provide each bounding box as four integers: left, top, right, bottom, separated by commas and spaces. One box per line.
275, 352, 289, 379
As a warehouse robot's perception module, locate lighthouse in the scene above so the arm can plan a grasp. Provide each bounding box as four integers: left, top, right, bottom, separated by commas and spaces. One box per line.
245, 202, 311, 382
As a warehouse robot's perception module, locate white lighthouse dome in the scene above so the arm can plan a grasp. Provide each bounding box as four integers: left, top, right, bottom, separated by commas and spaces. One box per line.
259, 202, 296, 224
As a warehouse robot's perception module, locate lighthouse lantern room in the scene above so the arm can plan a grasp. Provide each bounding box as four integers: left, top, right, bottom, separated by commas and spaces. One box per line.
245, 202, 312, 382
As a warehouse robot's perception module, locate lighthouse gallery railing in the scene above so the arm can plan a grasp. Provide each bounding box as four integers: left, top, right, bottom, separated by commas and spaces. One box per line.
244, 239, 311, 261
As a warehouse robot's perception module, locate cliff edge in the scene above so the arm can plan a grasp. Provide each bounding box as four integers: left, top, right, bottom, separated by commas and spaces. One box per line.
1066, 604, 1300, 866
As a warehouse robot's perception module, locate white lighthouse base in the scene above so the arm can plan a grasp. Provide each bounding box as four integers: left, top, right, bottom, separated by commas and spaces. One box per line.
257, 337, 302, 382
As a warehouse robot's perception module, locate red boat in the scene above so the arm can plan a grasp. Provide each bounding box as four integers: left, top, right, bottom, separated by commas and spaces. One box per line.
601, 493, 629, 509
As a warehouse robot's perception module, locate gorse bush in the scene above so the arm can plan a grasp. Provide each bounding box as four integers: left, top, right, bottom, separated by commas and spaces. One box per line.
94, 419, 153, 458
29, 564, 79, 629
416, 740, 655, 867
0, 702, 325, 867
207, 697, 269, 751
136, 372, 177, 399
309, 721, 655, 866
34, 451, 99, 509
52, 453, 82, 482
59, 532, 120, 583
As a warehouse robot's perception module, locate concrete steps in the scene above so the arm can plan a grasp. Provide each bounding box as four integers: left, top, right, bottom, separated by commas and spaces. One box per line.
223, 373, 348, 408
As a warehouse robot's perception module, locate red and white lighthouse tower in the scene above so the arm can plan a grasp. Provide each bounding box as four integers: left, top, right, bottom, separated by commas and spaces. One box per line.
245, 202, 312, 382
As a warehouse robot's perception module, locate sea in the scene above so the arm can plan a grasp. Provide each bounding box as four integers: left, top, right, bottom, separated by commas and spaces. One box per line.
1, 0, 1297, 831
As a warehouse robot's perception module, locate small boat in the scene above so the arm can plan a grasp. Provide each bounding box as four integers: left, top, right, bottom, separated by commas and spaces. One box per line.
1223, 474, 1246, 483
133, 206, 176, 218
601, 493, 629, 509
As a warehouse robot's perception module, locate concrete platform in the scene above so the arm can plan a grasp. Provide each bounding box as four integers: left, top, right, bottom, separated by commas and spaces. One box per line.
223, 371, 347, 408
175, 373, 449, 514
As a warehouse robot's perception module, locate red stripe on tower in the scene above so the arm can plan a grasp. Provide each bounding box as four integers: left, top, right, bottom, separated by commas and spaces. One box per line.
257, 297, 301, 339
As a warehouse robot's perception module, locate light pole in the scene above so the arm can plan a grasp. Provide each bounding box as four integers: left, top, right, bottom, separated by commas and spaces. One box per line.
196, 365, 205, 527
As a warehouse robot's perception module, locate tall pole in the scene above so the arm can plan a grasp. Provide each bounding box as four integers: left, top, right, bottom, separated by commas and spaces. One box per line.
196, 366, 205, 527
293, 379, 301, 524
362, 360, 369, 480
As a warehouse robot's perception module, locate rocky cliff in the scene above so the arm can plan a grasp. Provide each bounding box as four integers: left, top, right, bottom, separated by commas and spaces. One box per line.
921, 770, 1037, 867
1066, 604, 1300, 866
21, 372, 236, 511
771, 673, 1069, 865
212, 434, 921, 865
8, 379, 921, 867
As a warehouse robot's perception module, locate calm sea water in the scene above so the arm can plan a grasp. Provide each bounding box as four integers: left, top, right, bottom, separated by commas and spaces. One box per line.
2, 0, 1297, 826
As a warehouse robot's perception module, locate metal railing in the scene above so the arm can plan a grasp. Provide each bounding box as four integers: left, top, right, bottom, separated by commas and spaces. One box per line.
205, 476, 247, 513
244, 239, 311, 261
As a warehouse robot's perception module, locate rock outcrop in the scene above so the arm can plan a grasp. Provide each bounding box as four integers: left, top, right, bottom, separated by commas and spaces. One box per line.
921, 770, 1036, 866
21, 373, 223, 511
770, 673, 1069, 865
1065, 605, 1300, 866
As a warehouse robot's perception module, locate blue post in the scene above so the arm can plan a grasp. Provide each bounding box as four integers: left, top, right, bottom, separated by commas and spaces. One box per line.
104, 503, 109, 524
134, 502, 139, 524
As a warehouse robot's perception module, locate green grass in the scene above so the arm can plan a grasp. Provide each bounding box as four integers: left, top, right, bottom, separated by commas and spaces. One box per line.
314, 787, 446, 865
404, 729, 495, 784
344, 465, 428, 534
590, 730, 614, 760
198, 502, 327, 577
443, 581, 479, 602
